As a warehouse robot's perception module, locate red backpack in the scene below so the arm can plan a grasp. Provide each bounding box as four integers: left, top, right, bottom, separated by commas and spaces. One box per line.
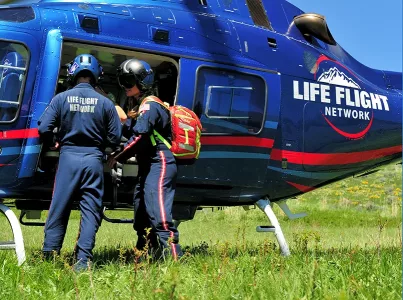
142, 96, 202, 163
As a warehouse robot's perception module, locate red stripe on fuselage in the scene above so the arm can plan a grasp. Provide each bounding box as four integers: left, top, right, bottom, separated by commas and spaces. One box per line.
271, 145, 402, 166
201, 136, 274, 148
286, 181, 316, 192
322, 111, 374, 140
0, 128, 39, 140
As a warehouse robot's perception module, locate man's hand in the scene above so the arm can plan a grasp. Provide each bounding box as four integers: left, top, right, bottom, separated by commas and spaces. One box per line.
107, 156, 117, 169
127, 109, 139, 119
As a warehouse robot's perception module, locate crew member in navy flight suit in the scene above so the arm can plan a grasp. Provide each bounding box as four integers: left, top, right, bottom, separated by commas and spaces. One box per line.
108, 58, 183, 260
38, 54, 122, 271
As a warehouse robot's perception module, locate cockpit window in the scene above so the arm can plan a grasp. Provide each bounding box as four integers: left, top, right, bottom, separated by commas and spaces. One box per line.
0, 41, 29, 122
245, 0, 272, 30
0, 7, 35, 23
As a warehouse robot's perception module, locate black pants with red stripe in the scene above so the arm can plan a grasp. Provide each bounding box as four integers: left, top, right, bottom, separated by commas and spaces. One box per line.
133, 150, 182, 260
42, 150, 103, 264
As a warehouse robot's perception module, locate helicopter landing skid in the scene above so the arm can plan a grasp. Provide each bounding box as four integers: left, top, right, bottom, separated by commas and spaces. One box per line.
0, 203, 26, 266
256, 198, 291, 256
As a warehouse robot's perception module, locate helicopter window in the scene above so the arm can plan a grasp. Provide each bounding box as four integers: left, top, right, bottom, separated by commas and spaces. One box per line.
0, 41, 28, 122
245, 0, 272, 30
194, 67, 266, 135
0, 7, 35, 23
205, 86, 254, 119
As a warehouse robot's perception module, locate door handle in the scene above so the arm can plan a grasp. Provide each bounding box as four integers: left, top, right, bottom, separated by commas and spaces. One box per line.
267, 37, 277, 48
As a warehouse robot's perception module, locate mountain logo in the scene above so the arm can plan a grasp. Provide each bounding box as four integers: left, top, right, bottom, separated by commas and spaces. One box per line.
317, 67, 361, 89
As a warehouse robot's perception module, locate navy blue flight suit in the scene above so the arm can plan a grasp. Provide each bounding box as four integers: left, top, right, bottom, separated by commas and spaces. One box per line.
117, 98, 182, 260
38, 83, 121, 264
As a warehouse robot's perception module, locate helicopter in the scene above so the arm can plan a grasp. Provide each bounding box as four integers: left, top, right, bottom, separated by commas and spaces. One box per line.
0, 0, 401, 265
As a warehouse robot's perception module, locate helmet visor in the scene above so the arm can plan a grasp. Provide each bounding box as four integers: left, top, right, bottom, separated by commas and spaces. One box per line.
118, 74, 138, 89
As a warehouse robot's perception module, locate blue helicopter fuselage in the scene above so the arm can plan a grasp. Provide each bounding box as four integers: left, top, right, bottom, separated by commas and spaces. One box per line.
0, 0, 400, 207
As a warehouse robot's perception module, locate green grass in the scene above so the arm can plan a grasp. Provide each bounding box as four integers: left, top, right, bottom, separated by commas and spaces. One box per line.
0, 164, 401, 299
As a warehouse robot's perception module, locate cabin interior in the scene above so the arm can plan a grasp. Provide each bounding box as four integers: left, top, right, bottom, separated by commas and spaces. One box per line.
57, 42, 179, 110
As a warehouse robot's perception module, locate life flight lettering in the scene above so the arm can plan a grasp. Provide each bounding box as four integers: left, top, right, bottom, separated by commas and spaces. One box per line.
293, 81, 389, 111
67, 96, 98, 113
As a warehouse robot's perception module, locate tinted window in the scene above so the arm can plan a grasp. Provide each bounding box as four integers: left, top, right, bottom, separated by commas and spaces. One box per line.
0, 7, 35, 23
0, 42, 29, 122
194, 67, 266, 134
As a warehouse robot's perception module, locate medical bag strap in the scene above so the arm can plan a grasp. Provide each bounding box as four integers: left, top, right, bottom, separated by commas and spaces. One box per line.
153, 130, 172, 149
141, 96, 172, 149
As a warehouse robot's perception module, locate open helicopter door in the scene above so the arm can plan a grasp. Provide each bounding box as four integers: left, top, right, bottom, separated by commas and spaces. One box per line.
175, 58, 276, 193
0, 31, 39, 186
18, 29, 63, 182
0, 30, 40, 265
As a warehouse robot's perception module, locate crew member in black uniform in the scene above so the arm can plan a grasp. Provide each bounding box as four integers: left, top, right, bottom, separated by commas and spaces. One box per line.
38, 54, 122, 271
108, 59, 182, 260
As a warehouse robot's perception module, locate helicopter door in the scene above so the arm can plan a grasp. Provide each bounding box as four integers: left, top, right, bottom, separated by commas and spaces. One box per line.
175, 58, 271, 188
0, 31, 39, 184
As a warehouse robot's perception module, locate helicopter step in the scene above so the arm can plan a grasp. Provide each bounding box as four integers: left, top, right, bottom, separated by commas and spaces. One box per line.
0, 241, 17, 249
0, 203, 26, 266
256, 225, 275, 232
255, 198, 291, 257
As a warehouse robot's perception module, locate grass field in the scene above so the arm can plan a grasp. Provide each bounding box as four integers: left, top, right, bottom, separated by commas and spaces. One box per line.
0, 164, 401, 299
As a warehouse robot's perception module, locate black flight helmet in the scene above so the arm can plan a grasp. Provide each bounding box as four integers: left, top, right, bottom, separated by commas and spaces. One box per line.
117, 59, 154, 92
